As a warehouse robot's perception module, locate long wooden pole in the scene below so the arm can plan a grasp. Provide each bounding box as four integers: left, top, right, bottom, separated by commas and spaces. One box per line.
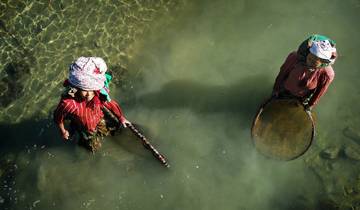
102, 107, 170, 167
126, 123, 170, 168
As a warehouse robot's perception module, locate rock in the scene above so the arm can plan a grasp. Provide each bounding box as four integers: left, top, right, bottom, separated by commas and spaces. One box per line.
343, 126, 360, 144
343, 185, 355, 196
344, 146, 360, 160
320, 146, 341, 159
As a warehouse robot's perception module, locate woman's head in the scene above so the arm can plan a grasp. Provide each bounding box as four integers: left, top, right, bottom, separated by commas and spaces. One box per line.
307, 39, 337, 68
68, 57, 108, 91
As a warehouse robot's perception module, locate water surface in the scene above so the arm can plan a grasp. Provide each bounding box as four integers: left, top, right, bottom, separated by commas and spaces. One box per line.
1, 0, 360, 209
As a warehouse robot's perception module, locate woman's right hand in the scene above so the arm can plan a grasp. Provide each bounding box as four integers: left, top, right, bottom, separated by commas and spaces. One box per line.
58, 123, 70, 140
61, 129, 70, 140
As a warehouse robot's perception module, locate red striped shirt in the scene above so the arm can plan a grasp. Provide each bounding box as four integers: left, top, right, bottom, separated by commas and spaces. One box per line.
54, 95, 125, 132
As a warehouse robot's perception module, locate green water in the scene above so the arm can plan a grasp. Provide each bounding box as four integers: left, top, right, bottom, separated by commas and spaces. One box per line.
1, 0, 360, 209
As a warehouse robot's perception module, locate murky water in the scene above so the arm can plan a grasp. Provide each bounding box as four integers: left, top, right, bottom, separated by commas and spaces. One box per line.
1, 0, 360, 209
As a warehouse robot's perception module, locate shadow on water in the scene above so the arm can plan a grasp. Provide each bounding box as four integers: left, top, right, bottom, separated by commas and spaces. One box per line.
137, 75, 273, 124
108, 124, 162, 161
0, 117, 66, 210
0, 118, 64, 154
0, 117, 151, 157
0, 117, 160, 210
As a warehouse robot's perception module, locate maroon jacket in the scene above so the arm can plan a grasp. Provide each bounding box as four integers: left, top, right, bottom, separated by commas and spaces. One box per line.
273, 51, 335, 107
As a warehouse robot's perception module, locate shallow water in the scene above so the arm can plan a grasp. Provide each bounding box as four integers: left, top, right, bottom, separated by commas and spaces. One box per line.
1, 0, 360, 209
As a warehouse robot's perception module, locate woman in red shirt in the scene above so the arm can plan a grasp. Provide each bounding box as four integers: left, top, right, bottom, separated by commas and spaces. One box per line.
272, 34, 337, 111
54, 57, 130, 152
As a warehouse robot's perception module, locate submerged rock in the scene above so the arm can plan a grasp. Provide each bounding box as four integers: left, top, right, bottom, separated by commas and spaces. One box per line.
320, 146, 341, 159
344, 145, 360, 161
343, 126, 360, 144
343, 185, 356, 196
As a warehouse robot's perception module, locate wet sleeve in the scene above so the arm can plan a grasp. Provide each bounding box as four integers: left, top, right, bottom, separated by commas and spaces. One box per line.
53, 99, 76, 124
103, 100, 126, 123
308, 69, 335, 107
273, 52, 298, 92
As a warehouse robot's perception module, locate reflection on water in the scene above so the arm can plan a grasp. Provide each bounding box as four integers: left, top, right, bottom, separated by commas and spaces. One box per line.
1, 0, 360, 209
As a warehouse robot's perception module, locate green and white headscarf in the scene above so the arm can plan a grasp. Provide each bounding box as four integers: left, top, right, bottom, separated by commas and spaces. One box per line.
307, 34, 337, 65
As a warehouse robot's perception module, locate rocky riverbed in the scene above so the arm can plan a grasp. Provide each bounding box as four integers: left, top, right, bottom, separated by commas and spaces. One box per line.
0, 0, 184, 122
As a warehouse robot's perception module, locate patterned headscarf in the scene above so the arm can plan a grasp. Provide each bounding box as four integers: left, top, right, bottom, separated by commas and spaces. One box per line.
297, 34, 337, 66
68, 57, 107, 90
309, 40, 337, 65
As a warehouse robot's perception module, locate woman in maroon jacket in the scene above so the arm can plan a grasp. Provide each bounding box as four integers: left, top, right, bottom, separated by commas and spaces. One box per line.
54, 57, 130, 152
272, 34, 337, 111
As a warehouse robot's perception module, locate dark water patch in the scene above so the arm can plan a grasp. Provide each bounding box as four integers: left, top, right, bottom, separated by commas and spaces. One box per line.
0, 118, 62, 153
269, 195, 309, 210
0, 116, 171, 210
0, 62, 31, 107
0, 18, 37, 109
104, 123, 161, 163
0, 118, 60, 210
0, 20, 7, 32
316, 199, 340, 210
137, 75, 272, 123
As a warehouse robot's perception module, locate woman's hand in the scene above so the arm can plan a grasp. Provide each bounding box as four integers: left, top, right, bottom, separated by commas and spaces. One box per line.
121, 118, 131, 128
61, 129, 70, 140
58, 123, 70, 140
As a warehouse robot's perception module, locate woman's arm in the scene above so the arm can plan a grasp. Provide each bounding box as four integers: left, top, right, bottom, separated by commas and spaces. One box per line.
308, 68, 335, 108
53, 99, 76, 140
273, 52, 298, 95
103, 99, 130, 127
57, 122, 70, 140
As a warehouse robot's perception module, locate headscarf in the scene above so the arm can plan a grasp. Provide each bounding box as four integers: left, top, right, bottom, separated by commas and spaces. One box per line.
309, 40, 337, 65
68, 57, 107, 91
297, 34, 337, 65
